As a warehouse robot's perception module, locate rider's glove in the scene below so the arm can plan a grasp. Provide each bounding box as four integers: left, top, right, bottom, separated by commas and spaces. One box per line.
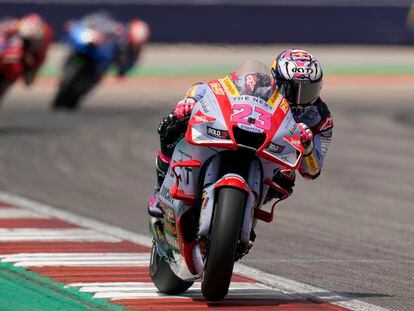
298, 122, 314, 156
158, 113, 189, 157
173, 98, 196, 120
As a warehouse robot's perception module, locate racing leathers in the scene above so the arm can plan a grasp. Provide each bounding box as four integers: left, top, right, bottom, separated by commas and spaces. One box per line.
148, 82, 333, 217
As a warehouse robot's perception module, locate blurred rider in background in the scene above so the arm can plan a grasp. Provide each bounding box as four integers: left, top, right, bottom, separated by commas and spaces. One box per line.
0, 13, 52, 86
148, 49, 333, 217
117, 18, 150, 77
67, 12, 150, 77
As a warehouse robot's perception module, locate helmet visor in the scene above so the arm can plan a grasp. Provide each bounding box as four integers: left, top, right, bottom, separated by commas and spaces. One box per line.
277, 79, 321, 105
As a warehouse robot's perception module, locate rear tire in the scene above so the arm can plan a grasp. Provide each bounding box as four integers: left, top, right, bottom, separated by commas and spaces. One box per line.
149, 244, 193, 295
201, 187, 247, 301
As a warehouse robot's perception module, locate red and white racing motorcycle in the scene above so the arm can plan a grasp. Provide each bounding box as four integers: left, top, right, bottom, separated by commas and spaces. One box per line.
149, 62, 304, 301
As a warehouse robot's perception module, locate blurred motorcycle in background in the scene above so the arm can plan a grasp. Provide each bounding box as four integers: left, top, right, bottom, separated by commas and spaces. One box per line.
149, 62, 304, 301
0, 34, 23, 103
0, 14, 52, 104
52, 12, 149, 110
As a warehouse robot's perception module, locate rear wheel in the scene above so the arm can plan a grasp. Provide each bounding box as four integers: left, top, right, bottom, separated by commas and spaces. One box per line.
201, 187, 247, 301
149, 243, 193, 295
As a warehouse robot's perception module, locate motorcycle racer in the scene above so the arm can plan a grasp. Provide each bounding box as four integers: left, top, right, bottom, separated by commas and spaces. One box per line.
148, 51, 333, 217
117, 18, 150, 77
53, 13, 150, 110
67, 12, 150, 77
0, 14, 52, 87
267, 49, 333, 197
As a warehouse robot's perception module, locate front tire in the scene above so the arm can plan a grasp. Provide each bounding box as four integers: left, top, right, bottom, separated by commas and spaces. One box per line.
201, 187, 247, 301
149, 243, 193, 295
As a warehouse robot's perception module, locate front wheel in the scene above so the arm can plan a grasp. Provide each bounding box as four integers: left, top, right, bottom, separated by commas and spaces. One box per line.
201, 187, 247, 301
149, 243, 193, 295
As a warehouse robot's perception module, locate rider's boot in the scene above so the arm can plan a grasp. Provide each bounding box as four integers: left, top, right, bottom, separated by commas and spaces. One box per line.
148, 115, 184, 217
147, 152, 170, 218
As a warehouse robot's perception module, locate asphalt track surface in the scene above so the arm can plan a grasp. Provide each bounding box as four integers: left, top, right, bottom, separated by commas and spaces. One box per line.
0, 46, 414, 310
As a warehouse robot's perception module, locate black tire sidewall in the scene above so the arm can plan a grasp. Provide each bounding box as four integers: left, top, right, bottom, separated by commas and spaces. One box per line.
201, 186, 247, 301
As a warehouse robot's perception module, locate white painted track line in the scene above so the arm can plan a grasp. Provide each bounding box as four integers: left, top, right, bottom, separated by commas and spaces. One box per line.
0, 228, 121, 242
0, 191, 388, 311
79, 282, 270, 293
95, 290, 291, 300
1, 252, 151, 267
67, 282, 152, 287
13, 260, 149, 267
1, 253, 150, 261
0, 208, 50, 219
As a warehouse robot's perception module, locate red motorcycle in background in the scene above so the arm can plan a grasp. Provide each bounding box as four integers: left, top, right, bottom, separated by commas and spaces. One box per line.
0, 14, 53, 104
0, 35, 23, 102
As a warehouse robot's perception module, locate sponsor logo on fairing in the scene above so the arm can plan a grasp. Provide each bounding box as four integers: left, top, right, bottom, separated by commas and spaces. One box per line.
199, 99, 211, 113
160, 185, 174, 204
164, 221, 177, 236
165, 233, 179, 250
267, 142, 285, 153
220, 76, 239, 97
288, 122, 298, 134
207, 126, 229, 139
163, 205, 176, 222
211, 82, 225, 95
193, 110, 216, 124
279, 100, 289, 113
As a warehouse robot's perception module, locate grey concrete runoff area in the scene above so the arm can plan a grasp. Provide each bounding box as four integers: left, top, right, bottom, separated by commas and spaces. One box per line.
0, 44, 413, 310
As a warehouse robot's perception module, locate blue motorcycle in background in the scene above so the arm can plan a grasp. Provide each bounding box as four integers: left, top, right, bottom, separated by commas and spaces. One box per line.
52, 14, 122, 110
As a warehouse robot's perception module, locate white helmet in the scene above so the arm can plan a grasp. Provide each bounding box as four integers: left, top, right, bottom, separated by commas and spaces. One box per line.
271, 49, 322, 117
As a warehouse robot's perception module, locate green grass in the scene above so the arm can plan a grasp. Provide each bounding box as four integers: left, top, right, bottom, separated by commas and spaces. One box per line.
40, 63, 414, 78
0, 262, 123, 311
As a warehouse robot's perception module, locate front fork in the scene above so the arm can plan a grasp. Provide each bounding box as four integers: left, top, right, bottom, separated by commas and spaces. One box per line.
149, 217, 172, 259
192, 174, 257, 275
149, 155, 263, 278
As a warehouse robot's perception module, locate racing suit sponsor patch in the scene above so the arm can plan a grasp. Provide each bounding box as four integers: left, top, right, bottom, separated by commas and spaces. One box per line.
304, 153, 320, 176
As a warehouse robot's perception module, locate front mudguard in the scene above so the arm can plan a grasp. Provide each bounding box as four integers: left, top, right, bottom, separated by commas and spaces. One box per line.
198, 174, 255, 242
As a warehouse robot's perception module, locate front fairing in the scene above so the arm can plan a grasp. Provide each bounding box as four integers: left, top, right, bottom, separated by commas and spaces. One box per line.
185, 79, 304, 169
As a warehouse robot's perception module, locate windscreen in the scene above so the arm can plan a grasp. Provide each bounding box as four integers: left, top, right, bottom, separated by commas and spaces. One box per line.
231, 60, 275, 102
